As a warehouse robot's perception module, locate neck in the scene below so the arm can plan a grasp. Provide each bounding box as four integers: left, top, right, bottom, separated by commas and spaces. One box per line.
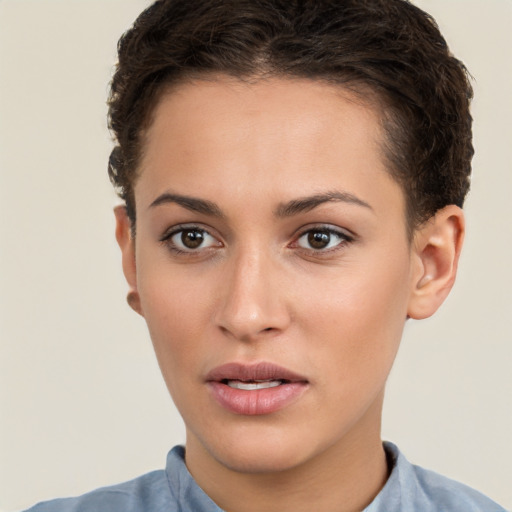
185, 398, 389, 512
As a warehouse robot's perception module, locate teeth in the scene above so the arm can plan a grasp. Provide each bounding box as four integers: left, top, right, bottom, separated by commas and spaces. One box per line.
226, 380, 282, 390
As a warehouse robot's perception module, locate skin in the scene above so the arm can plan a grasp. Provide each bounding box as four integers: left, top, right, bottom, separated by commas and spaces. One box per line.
115, 76, 464, 512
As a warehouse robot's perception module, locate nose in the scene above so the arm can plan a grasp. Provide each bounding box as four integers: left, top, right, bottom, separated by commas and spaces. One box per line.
214, 247, 291, 342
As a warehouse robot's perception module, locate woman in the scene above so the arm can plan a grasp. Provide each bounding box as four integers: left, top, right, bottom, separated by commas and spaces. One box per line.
20, 0, 508, 510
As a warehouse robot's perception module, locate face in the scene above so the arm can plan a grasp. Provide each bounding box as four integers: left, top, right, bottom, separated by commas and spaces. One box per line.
125, 77, 420, 475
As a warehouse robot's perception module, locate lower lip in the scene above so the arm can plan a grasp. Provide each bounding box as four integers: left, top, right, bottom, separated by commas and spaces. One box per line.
207, 381, 308, 415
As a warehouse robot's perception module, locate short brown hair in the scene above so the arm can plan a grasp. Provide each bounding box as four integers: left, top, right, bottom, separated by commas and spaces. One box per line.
108, 0, 473, 230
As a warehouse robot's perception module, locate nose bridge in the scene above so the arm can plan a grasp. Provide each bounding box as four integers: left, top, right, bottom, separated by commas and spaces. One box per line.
216, 242, 288, 340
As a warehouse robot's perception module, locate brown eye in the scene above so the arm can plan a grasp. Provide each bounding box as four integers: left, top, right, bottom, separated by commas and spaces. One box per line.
307, 231, 331, 249
167, 227, 220, 252
296, 227, 351, 251
181, 229, 204, 249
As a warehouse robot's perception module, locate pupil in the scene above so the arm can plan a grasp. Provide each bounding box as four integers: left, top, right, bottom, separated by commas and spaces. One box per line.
182, 230, 204, 249
308, 231, 330, 249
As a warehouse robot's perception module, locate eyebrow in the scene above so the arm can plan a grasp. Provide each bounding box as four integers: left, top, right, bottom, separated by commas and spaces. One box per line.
275, 191, 373, 217
149, 192, 225, 217
148, 189, 372, 218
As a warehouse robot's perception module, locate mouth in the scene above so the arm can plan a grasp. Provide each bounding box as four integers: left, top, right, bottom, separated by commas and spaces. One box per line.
222, 379, 284, 390
206, 362, 309, 415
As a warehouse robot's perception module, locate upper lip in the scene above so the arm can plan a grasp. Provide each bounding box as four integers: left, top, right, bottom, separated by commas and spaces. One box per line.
206, 362, 308, 383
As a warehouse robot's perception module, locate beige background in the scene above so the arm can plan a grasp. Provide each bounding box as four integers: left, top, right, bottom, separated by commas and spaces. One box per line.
0, 0, 511, 510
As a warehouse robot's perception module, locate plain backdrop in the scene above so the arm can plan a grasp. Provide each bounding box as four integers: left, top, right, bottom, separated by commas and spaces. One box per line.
1, 0, 511, 510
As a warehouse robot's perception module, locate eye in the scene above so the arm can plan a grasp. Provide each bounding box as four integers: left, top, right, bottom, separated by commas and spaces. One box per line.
162, 225, 221, 253
296, 227, 352, 251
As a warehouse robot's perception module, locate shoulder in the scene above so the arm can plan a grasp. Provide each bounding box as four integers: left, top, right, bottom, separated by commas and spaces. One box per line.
409, 463, 507, 512
21, 446, 187, 512
22, 446, 222, 512
378, 442, 508, 512
23, 469, 173, 512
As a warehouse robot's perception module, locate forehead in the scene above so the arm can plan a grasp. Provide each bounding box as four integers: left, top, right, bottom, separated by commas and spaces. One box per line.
137, 76, 405, 222
144, 76, 383, 158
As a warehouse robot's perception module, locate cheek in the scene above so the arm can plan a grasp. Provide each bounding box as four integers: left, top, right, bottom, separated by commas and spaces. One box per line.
136, 264, 215, 390
297, 251, 412, 386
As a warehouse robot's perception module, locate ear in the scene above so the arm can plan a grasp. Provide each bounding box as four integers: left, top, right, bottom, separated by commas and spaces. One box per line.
407, 205, 465, 320
114, 205, 144, 316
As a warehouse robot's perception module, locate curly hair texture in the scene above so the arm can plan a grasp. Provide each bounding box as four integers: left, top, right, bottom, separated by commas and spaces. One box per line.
108, 0, 473, 231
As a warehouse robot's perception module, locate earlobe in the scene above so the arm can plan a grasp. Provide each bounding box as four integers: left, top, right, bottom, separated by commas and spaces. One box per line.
114, 205, 144, 316
407, 205, 465, 320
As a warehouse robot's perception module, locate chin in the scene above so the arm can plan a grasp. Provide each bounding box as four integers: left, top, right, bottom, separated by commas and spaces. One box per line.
216, 444, 309, 474
193, 423, 323, 475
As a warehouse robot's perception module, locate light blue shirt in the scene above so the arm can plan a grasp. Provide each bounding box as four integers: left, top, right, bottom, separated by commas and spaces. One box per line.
23, 442, 507, 511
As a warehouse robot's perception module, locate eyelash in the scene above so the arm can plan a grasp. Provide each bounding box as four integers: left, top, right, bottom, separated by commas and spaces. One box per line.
159, 224, 221, 255
292, 226, 355, 254
159, 224, 355, 256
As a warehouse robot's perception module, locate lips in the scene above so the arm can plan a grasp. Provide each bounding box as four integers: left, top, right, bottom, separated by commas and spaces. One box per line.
206, 362, 309, 415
